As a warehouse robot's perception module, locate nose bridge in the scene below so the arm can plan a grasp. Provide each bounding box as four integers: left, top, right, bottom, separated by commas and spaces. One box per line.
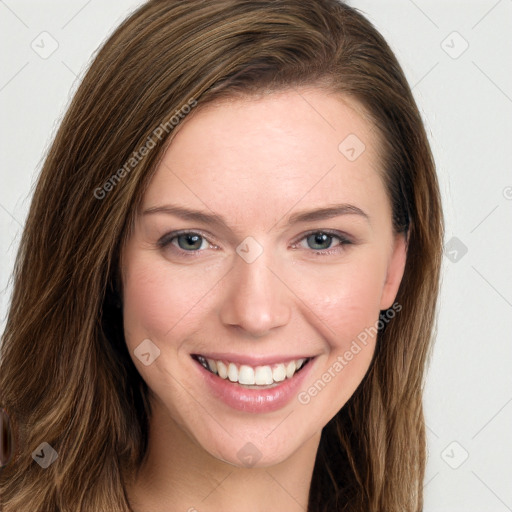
219, 239, 291, 336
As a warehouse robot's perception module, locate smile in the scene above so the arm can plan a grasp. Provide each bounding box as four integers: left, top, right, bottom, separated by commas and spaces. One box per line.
192, 354, 311, 388
190, 351, 316, 412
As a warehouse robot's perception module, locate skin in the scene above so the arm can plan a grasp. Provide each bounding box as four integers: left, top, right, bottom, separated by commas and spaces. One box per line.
122, 87, 406, 512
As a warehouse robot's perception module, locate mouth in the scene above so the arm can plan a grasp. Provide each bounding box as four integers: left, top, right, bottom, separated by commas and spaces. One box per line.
191, 354, 313, 389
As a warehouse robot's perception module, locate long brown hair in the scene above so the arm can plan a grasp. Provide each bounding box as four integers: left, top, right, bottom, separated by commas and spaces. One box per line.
0, 1, 443, 510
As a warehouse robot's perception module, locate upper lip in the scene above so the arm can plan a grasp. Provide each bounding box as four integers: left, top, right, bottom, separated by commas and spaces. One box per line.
192, 352, 314, 366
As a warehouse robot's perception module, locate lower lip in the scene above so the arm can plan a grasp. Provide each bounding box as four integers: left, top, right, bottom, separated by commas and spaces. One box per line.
193, 357, 315, 413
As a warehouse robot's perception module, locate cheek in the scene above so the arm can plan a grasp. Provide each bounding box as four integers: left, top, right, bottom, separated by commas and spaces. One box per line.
121, 254, 213, 347
290, 252, 388, 346
290, 258, 386, 416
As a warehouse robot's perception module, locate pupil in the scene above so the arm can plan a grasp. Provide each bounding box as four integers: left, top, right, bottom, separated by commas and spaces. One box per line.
310, 232, 331, 250
179, 234, 201, 250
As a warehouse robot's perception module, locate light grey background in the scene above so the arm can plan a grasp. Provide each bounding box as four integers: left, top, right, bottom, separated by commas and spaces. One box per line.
1, 1, 511, 510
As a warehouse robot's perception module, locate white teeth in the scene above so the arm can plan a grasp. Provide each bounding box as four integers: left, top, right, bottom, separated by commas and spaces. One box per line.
228, 363, 238, 382
285, 361, 296, 378
238, 365, 255, 385
254, 366, 273, 385
207, 358, 217, 374
216, 361, 228, 379
196, 355, 310, 386
272, 364, 286, 382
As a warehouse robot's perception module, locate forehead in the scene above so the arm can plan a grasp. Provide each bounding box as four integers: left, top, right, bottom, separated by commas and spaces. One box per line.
142, 88, 386, 227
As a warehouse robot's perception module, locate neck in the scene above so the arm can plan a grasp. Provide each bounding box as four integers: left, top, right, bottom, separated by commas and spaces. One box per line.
126, 398, 321, 512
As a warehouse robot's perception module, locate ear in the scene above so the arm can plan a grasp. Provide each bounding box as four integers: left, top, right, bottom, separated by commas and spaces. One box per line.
379, 232, 407, 310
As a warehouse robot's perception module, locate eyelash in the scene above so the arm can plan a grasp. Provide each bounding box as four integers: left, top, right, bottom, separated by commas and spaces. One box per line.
157, 229, 353, 257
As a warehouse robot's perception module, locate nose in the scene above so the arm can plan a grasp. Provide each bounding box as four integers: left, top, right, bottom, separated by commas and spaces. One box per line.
219, 249, 291, 338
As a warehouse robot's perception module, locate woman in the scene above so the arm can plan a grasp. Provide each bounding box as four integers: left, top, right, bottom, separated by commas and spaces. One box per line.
0, 0, 443, 510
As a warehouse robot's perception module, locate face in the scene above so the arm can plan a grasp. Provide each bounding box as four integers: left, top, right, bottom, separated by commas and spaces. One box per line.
121, 87, 406, 468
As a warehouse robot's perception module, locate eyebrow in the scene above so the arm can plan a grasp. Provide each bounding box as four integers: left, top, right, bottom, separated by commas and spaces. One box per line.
142, 203, 369, 230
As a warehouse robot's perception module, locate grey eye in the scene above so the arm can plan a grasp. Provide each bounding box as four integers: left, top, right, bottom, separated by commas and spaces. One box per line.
175, 233, 205, 251
305, 232, 336, 250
